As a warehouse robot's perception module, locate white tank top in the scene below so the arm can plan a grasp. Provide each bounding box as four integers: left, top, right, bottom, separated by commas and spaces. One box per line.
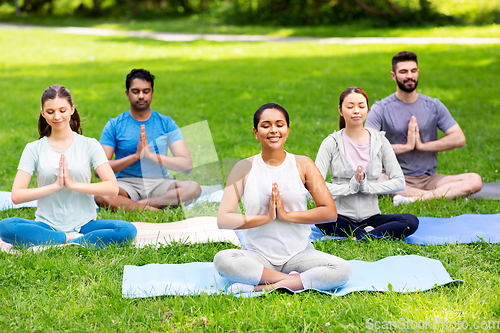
242, 152, 311, 265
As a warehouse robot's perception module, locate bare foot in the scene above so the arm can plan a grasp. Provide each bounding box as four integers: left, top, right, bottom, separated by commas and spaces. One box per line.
65, 232, 82, 242
136, 199, 161, 211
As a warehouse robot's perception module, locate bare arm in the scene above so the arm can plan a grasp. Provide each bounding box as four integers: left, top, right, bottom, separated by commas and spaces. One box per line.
102, 144, 142, 174
217, 158, 276, 230
143, 139, 194, 173
103, 124, 151, 173
276, 156, 337, 224
11, 169, 62, 205
415, 123, 465, 152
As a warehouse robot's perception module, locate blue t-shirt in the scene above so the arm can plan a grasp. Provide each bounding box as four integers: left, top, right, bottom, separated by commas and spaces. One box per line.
100, 110, 183, 179
365, 93, 457, 177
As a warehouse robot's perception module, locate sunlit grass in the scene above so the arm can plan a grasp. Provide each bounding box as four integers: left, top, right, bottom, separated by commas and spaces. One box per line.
0, 26, 499, 332
1, 14, 500, 37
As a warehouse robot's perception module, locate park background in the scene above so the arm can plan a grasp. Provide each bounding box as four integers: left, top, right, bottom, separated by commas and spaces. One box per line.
0, 0, 500, 331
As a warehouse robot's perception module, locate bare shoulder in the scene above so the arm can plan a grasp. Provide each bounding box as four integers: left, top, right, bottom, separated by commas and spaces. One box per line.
225, 156, 254, 186
294, 154, 314, 167
233, 157, 254, 174
293, 155, 317, 181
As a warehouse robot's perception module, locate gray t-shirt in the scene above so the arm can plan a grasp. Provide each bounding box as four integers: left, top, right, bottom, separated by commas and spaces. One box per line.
365, 93, 457, 177
18, 133, 108, 232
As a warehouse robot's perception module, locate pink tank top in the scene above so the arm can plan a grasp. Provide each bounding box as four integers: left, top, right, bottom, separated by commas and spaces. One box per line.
342, 130, 370, 171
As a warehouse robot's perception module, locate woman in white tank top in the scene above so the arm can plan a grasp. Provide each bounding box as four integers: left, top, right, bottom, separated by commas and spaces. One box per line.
214, 103, 352, 294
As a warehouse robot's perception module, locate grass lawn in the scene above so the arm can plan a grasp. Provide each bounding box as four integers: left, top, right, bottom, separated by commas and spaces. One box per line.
0, 26, 499, 331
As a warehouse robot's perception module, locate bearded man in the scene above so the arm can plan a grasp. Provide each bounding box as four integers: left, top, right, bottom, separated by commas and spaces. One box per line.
365, 51, 482, 205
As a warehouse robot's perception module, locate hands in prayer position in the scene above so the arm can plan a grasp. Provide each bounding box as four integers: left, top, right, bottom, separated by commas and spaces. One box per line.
134, 125, 154, 160
55, 154, 75, 190
405, 116, 426, 151
355, 165, 365, 184
267, 183, 289, 222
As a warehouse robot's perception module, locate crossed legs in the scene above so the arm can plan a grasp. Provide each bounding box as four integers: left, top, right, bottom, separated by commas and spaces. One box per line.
379, 172, 482, 202
396, 173, 482, 201
0, 218, 136, 249
95, 180, 201, 211
136, 180, 201, 209
214, 245, 352, 292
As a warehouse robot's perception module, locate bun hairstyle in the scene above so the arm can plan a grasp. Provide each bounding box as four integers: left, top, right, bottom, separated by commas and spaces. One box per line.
254, 103, 290, 129
338, 87, 369, 130
38, 85, 82, 139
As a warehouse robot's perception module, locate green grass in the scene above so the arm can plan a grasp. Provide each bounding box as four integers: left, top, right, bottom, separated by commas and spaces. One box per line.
2, 14, 500, 37
0, 26, 499, 332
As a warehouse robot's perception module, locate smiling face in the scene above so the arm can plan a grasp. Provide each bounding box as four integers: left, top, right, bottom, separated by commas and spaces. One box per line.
392, 61, 419, 93
339, 92, 368, 129
253, 108, 290, 150
40, 97, 75, 131
126, 78, 154, 113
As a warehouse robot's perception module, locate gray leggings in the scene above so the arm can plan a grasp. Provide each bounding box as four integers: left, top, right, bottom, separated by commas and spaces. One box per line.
214, 244, 352, 291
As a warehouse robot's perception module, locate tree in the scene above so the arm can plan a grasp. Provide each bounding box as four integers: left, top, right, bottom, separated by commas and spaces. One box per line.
353, 0, 402, 18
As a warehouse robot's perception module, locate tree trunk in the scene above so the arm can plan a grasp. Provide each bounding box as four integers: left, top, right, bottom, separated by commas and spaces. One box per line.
93, 0, 101, 14
200, 0, 210, 11
307, 0, 328, 24
14, 0, 21, 16
382, 0, 402, 16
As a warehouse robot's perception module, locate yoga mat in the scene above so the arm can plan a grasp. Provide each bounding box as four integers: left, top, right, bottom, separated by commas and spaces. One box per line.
186, 185, 224, 208
310, 213, 500, 245
133, 216, 238, 247
0, 216, 239, 253
122, 255, 459, 298
473, 182, 500, 200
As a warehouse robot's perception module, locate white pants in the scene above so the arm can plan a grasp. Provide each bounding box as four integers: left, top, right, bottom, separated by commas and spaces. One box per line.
214, 243, 352, 290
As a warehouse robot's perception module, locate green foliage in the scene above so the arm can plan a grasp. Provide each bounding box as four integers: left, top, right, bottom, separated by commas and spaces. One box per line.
1, 0, 499, 26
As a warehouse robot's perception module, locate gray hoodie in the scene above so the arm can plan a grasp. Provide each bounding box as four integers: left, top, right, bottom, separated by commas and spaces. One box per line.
315, 129, 405, 221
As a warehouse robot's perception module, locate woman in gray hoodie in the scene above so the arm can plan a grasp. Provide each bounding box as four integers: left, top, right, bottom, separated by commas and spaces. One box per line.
314, 87, 418, 240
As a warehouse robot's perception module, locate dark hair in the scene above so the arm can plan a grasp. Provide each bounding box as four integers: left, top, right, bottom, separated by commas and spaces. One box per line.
253, 103, 290, 129
126, 68, 155, 90
392, 50, 418, 72
338, 87, 370, 130
38, 85, 82, 139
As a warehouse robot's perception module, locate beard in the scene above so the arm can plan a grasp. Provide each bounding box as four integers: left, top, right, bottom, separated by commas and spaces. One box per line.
134, 101, 150, 112
396, 77, 418, 93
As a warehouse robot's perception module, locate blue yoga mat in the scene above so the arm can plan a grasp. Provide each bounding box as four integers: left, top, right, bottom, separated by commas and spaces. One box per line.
310, 214, 500, 245
122, 255, 459, 298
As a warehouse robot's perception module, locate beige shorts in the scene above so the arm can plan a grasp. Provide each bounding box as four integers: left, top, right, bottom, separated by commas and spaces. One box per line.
118, 177, 177, 201
404, 173, 447, 191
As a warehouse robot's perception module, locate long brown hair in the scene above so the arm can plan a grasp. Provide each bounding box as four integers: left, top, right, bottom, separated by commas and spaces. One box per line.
338, 87, 370, 130
38, 85, 82, 139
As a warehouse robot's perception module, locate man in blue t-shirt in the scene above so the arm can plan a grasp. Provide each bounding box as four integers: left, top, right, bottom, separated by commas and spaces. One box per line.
95, 69, 201, 211
365, 51, 482, 205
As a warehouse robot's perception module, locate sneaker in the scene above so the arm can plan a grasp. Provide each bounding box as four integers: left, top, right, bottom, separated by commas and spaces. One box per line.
226, 283, 255, 294
364, 226, 374, 233
393, 195, 414, 206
